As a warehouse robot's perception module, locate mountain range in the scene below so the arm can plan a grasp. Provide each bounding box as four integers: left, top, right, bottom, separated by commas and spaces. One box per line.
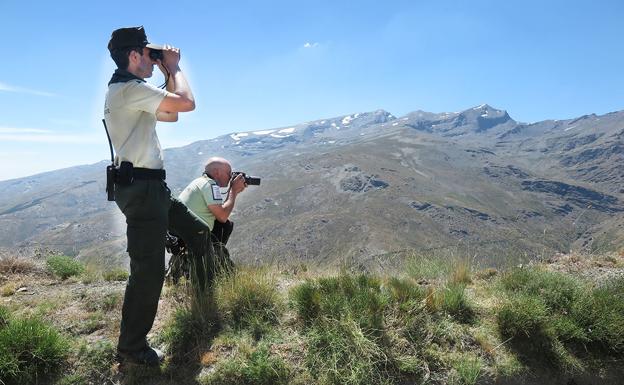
1, 104, 623, 268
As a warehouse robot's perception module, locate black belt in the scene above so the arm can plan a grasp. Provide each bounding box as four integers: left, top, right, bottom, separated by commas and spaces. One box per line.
133, 168, 166, 180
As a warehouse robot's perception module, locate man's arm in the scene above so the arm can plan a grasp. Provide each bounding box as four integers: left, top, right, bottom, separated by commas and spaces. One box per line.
208, 175, 246, 223
156, 46, 195, 116
156, 66, 180, 122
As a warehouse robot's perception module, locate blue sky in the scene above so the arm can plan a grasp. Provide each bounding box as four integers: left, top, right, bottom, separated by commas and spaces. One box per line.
1, 0, 622, 181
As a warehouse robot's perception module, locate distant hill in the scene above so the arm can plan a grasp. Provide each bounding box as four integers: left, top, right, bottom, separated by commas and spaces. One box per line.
1, 105, 623, 267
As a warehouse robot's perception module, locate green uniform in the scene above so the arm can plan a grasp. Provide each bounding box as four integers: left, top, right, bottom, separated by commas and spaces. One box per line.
178, 175, 224, 230
105, 74, 214, 355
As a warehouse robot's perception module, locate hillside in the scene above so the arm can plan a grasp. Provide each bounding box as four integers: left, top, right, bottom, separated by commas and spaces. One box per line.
0, 250, 623, 385
0, 105, 623, 267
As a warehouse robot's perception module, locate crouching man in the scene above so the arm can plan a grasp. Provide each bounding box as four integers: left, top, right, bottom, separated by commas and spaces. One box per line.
167, 157, 246, 280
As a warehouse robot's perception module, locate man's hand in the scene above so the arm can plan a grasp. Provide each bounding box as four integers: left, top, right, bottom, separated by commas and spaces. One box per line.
209, 175, 245, 223
157, 45, 181, 74
230, 174, 247, 195
155, 43, 195, 113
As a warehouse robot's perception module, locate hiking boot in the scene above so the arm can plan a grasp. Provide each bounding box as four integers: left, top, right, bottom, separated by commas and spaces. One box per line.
117, 346, 165, 366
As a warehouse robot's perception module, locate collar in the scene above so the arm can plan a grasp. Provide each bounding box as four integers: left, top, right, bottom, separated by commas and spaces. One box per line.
108, 69, 145, 86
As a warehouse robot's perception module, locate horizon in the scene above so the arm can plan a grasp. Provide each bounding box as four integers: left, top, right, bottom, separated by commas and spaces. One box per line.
1, 0, 623, 181
0, 101, 619, 183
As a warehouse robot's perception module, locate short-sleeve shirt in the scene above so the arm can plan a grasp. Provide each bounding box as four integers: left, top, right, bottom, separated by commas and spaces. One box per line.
178, 175, 224, 230
104, 80, 169, 169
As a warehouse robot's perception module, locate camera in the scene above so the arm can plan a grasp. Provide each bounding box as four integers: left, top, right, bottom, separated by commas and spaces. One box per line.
149, 48, 164, 62
231, 171, 261, 186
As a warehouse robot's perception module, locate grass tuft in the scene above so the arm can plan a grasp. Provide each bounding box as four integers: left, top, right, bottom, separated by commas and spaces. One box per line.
103, 267, 129, 282
0, 314, 70, 384
305, 317, 390, 385
199, 343, 291, 385
290, 274, 386, 335
571, 277, 624, 353
451, 354, 482, 385
499, 267, 581, 313
440, 283, 475, 323
215, 268, 283, 339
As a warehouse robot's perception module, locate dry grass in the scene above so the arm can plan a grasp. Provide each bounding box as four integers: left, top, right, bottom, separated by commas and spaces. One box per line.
0, 255, 37, 274
449, 258, 473, 285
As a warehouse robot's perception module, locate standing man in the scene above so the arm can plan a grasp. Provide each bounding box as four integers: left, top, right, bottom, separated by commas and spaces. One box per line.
105, 26, 210, 366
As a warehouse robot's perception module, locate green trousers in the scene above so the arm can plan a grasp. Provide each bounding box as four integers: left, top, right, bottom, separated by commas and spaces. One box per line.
114, 179, 214, 354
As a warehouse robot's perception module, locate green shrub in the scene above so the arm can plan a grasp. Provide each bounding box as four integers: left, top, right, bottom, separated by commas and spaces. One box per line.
103, 267, 129, 282
0, 316, 70, 384
46, 255, 85, 280
215, 269, 283, 338
200, 343, 290, 385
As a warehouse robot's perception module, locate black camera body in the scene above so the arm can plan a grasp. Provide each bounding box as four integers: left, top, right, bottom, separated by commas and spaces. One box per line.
149, 48, 164, 62
231, 171, 261, 186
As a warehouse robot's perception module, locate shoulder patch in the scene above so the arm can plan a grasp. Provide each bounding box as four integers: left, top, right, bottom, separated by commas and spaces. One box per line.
211, 184, 223, 201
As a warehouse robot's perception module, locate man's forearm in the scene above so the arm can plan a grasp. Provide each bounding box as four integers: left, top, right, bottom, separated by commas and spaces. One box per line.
168, 67, 195, 104
221, 192, 237, 219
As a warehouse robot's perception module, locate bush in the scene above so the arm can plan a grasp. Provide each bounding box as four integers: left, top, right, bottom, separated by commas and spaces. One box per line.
215, 269, 283, 338
0, 316, 70, 384
46, 255, 85, 280
103, 267, 129, 282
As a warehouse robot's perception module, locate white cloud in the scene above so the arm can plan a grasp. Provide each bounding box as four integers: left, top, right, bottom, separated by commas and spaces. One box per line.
0, 133, 101, 143
0, 81, 57, 97
303, 42, 319, 48
0, 126, 101, 143
0, 127, 51, 134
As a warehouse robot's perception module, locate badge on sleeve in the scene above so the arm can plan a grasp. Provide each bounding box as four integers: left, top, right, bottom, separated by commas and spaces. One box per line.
211, 184, 223, 201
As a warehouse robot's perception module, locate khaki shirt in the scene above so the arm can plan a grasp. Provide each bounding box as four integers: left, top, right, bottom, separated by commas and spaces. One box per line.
178, 175, 224, 230
104, 80, 169, 169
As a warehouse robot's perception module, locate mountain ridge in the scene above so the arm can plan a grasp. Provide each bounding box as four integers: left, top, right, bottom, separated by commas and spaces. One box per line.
1, 104, 623, 267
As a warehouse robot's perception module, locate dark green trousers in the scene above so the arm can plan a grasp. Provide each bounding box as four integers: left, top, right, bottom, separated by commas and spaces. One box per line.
115, 179, 213, 354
